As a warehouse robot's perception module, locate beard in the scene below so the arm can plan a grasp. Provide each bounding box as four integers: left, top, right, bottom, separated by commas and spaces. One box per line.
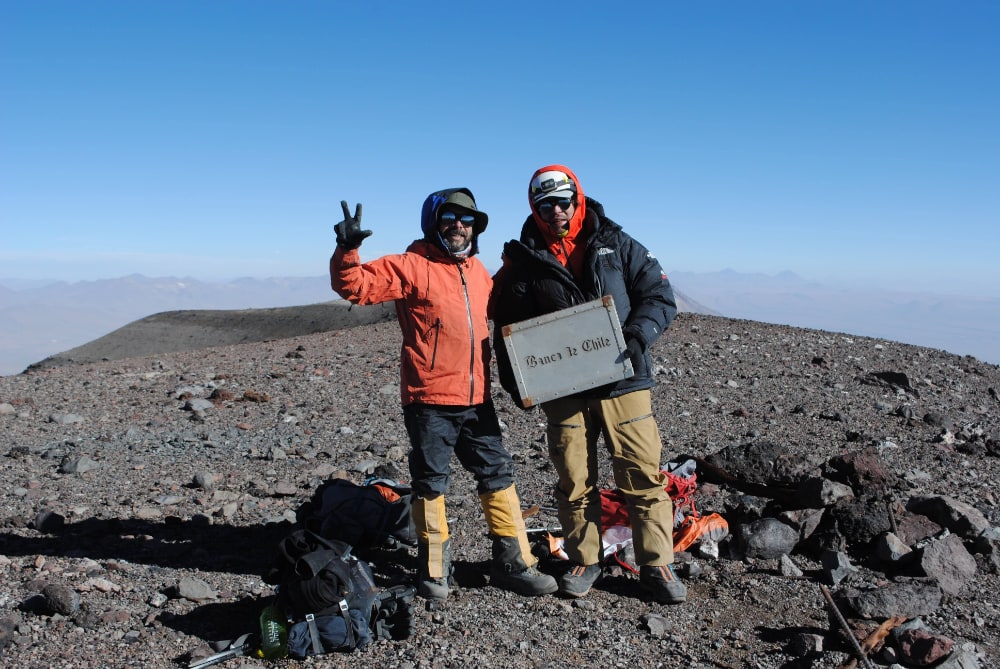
441, 232, 472, 255
444, 239, 471, 255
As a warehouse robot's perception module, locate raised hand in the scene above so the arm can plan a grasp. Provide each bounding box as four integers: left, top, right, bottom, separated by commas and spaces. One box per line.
334, 200, 372, 250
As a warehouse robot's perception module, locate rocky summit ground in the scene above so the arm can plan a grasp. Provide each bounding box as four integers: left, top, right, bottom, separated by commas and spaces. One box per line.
1, 307, 998, 669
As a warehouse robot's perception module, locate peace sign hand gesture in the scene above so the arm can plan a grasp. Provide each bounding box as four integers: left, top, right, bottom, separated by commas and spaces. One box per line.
334, 200, 373, 250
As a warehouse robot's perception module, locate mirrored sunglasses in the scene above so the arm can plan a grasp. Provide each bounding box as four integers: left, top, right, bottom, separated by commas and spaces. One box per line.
439, 211, 476, 226
536, 197, 574, 217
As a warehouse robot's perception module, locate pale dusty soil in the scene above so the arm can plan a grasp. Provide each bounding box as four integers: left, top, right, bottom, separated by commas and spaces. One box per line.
0, 308, 998, 669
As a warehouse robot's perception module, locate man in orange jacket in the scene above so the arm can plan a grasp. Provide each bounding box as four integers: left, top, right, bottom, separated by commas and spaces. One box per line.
329, 188, 557, 601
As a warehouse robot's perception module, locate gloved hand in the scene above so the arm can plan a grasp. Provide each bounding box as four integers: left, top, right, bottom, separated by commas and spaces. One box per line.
624, 335, 645, 376
334, 200, 372, 250
371, 584, 416, 641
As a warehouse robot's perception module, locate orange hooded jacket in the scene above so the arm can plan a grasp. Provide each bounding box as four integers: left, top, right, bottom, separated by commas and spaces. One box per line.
330, 239, 493, 408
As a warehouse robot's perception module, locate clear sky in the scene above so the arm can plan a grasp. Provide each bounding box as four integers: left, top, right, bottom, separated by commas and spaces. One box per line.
2, 1, 998, 297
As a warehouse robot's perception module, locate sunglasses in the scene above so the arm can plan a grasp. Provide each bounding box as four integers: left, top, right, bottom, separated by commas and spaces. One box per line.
536, 197, 575, 217
439, 211, 476, 226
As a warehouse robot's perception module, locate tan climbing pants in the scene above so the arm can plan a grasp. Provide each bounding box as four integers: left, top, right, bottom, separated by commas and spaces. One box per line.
543, 389, 674, 566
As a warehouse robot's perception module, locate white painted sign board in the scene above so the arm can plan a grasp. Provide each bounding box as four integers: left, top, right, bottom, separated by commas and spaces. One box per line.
500, 296, 633, 408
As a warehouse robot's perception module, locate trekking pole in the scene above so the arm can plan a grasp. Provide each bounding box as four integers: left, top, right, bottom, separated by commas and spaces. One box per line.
525, 525, 562, 535
885, 496, 899, 536
187, 633, 257, 669
819, 585, 875, 669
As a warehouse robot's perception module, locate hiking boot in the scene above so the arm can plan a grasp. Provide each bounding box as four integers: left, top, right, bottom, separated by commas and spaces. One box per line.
490, 536, 558, 596
416, 539, 453, 601
639, 564, 687, 604
559, 563, 602, 598
492, 564, 559, 596
417, 575, 449, 601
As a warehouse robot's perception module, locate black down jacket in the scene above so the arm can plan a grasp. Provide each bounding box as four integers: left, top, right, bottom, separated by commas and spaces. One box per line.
490, 196, 676, 405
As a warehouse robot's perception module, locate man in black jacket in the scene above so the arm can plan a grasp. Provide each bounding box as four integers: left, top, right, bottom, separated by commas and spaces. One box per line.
490, 165, 685, 604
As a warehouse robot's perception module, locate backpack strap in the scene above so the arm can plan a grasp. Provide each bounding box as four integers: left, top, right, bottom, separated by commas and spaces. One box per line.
298, 605, 354, 657
305, 613, 323, 656
338, 598, 354, 649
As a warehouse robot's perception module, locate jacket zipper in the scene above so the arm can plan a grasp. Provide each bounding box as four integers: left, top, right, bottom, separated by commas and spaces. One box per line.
558, 239, 569, 264
457, 263, 476, 405
535, 250, 584, 306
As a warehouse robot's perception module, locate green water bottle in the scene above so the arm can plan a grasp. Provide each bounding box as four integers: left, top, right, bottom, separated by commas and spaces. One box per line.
257, 603, 289, 659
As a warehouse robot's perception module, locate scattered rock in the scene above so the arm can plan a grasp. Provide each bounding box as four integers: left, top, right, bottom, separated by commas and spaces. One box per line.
184, 398, 215, 412
48, 413, 84, 425
917, 533, 978, 596
795, 477, 855, 508
874, 532, 913, 564
31, 510, 65, 533
641, 613, 672, 638
786, 632, 824, 657
176, 577, 217, 603
734, 518, 799, 559
897, 627, 954, 666
779, 554, 803, 578
59, 456, 100, 474
843, 579, 943, 619
906, 495, 991, 539
821, 550, 856, 586
193, 471, 217, 490
42, 584, 80, 615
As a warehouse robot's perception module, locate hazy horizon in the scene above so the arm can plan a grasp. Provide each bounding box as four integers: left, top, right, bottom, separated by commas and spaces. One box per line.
2, 269, 997, 377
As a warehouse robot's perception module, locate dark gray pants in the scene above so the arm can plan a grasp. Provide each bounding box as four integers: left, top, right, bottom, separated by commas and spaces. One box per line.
403, 401, 514, 498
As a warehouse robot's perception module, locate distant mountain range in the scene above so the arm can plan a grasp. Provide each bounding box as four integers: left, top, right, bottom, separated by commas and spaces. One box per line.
669, 269, 1000, 368
1, 271, 997, 376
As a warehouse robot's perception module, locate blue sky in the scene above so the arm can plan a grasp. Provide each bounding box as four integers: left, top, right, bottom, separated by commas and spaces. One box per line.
2, 1, 998, 297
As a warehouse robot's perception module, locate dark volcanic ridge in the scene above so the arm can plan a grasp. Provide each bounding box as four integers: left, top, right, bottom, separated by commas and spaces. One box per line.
27, 301, 396, 372
24, 290, 715, 374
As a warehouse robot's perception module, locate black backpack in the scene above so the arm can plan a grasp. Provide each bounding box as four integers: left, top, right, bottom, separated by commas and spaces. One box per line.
263, 529, 379, 657
262, 529, 416, 659
296, 478, 417, 551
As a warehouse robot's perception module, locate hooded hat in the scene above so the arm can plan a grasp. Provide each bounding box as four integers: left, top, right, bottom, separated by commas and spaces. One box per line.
419, 187, 488, 256
528, 164, 586, 243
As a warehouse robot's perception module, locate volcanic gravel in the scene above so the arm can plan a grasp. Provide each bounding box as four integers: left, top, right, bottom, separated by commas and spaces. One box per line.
0, 311, 998, 669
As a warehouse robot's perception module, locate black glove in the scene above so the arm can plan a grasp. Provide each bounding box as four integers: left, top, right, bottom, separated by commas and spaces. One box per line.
371, 585, 416, 641
625, 335, 645, 377
334, 200, 372, 250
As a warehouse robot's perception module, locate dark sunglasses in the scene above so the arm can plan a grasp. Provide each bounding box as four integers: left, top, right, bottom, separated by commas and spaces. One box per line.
536, 197, 574, 216
439, 211, 476, 226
